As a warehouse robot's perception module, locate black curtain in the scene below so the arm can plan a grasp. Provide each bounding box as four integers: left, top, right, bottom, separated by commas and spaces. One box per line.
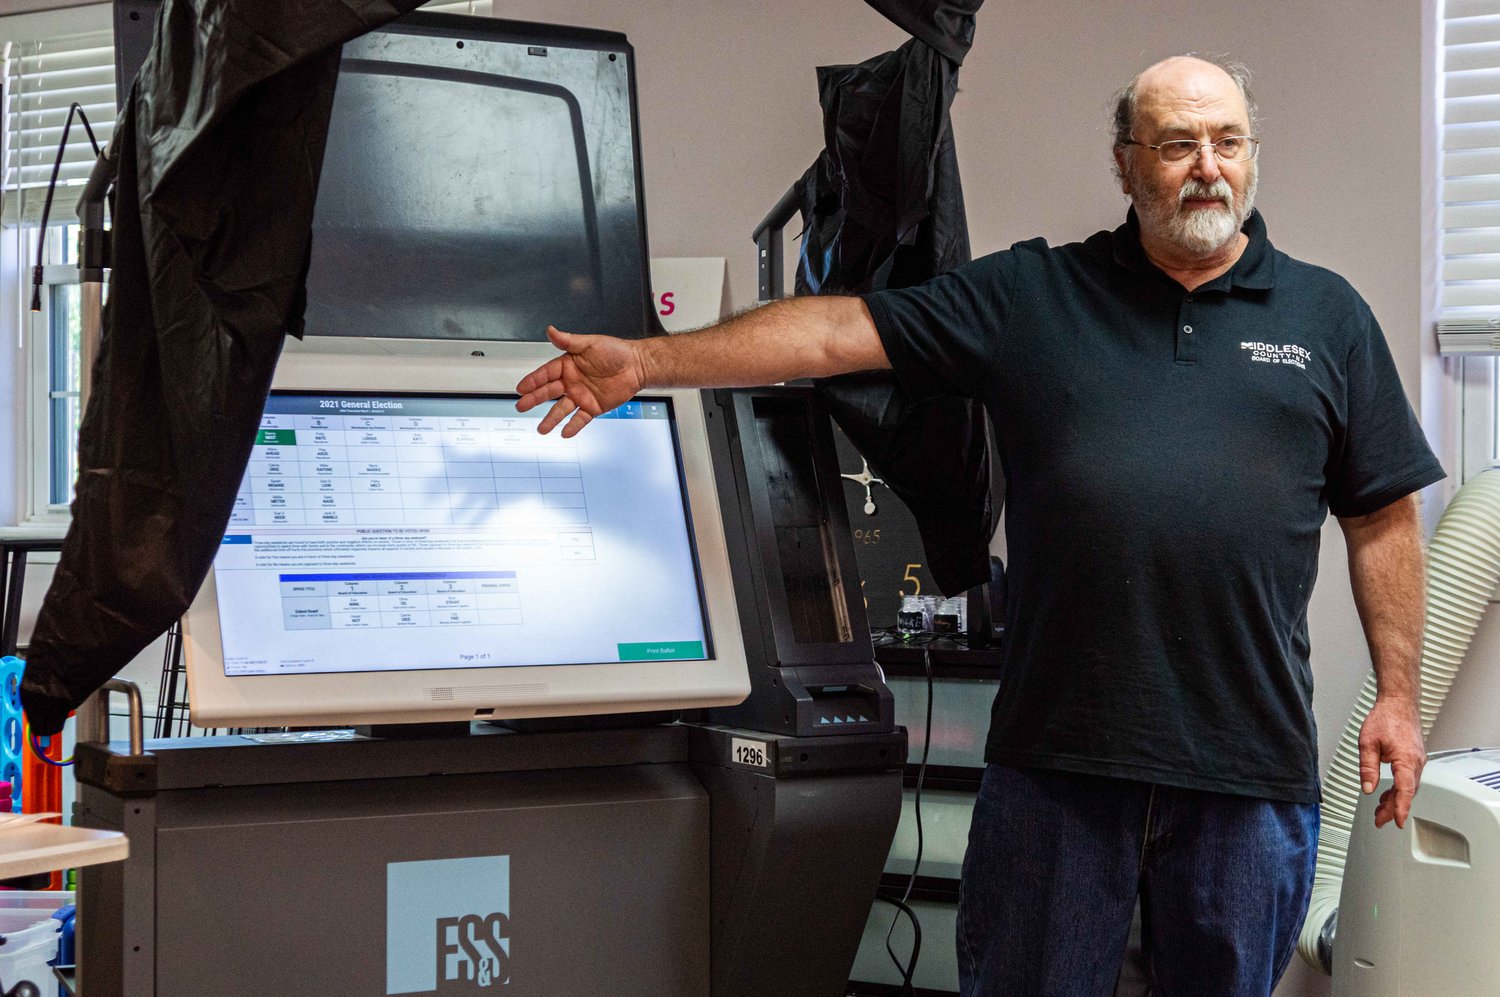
796, 0, 1000, 596
21, 0, 429, 734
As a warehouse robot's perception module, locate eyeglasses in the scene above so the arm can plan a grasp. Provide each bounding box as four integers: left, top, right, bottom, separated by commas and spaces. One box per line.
1123, 135, 1260, 165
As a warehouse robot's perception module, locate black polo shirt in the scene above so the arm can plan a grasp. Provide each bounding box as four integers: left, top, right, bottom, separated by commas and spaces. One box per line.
864, 208, 1444, 803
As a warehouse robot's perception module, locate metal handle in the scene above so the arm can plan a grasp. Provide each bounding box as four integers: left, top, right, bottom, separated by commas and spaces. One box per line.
75, 142, 114, 412
752, 181, 803, 303
78, 280, 104, 408
75, 678, 145, 756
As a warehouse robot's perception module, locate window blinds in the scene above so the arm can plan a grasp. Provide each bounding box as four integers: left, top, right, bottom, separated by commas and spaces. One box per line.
1, 26, 115, 225
0, 1, 487, 226
1441, 0, 1500, 353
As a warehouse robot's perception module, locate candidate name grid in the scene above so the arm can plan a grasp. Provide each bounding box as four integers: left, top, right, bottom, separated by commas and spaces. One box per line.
230, 410, 592, 531
278, 571, 523, 633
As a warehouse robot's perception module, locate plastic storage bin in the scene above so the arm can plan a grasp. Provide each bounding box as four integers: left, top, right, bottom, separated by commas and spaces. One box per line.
0, 909, 61, 992
0, 892, 73, 914
0, 892, 73, 995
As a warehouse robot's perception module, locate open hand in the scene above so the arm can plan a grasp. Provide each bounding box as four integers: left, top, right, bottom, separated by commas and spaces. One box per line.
515, 326, 645, 437
1359, 696, 1426, 829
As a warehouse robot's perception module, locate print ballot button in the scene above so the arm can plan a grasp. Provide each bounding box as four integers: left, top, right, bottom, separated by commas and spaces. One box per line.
617, 641, 705, 661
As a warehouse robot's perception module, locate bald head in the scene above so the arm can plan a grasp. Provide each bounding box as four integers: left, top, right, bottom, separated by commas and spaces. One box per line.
1111, 55, 1257, 154
1109, 54, 1261, 260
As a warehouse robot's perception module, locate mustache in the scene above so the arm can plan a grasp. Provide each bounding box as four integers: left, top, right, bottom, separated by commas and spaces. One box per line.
1178, 178, 1233, 207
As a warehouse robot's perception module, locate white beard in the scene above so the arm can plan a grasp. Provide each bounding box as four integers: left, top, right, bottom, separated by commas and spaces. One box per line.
1132, 165, 1258, 256
1165, 192, 1240, 254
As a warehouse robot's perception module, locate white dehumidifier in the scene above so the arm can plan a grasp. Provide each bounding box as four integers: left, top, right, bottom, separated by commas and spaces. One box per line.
1334, 747, 1500, 996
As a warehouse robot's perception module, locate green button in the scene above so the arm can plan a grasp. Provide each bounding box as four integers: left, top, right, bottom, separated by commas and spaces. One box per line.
617, 641, 705, 662
257, 429, 297, 446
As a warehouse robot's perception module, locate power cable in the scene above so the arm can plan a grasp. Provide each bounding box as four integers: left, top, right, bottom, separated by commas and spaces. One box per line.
30, 103, 102, 312
881, 647, 933, 994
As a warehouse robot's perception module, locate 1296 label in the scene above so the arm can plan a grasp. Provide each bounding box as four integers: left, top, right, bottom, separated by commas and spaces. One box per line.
731, 737, 769, 768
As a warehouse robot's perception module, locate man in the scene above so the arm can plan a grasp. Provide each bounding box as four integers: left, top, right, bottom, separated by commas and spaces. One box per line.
517, 56, 1441, 996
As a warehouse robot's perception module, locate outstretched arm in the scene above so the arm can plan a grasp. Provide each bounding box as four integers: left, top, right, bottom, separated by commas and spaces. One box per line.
1339, 492, 1427, 829
516, 295, 886, 436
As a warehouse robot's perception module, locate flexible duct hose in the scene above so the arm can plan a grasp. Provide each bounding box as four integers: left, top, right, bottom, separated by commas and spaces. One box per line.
1297, 468, 1500, 973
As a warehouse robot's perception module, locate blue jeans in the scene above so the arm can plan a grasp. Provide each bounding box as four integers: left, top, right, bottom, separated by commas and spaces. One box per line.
956, 764, 1318, 997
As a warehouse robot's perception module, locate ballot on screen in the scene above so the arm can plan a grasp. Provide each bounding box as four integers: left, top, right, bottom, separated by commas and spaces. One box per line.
183, 347, 749, 727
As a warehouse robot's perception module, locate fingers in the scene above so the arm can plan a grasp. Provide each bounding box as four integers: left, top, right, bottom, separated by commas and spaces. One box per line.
515, 327, 608, 436
561, 408, 594, 439
1371, 763, 1423, 829
1391, 759, 1418, 829
1358, 733, 1380, 795
1374, 788, 1395, 828
515, 356, 563, 403
540, 398, 598, 438
516, 328, 584, 400
515, 378, 564, 415
1360, 702, 1427, 830
538, 397, 577, 436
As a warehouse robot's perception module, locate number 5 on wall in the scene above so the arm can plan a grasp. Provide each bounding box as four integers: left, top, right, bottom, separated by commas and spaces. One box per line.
900, 563, 921, 598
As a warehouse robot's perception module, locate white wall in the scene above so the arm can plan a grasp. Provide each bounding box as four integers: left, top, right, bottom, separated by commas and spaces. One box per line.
1, 0, 100, 14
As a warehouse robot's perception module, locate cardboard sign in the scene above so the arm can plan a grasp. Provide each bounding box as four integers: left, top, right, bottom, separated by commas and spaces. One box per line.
649, 258, 730, 333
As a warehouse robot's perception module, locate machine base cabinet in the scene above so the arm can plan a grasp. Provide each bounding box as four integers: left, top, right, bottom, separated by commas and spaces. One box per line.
77, 722, 903, 996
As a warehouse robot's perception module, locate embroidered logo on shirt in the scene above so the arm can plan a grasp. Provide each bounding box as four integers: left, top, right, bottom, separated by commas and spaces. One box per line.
1241, 341, 1310, 370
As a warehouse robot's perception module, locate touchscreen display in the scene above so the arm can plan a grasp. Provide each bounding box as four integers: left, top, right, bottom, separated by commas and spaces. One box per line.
213, 392, 710, 676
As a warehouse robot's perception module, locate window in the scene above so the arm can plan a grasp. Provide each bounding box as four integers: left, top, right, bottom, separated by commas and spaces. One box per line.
1459, 355, 1499, 480
28, 234, 83, 516
2, 5, 115, 525
1440, 0, 1500, 483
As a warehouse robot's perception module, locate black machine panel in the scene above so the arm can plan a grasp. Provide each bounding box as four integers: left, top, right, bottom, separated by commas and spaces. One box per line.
751, 395, 856, 648
703, 387, 894, 737
112, 4, 662, 343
